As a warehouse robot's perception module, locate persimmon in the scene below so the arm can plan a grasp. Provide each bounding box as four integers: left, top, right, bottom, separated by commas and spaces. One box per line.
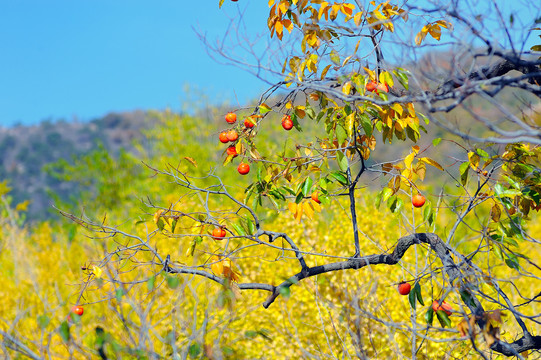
311, 192, 321, 204
219, 131, 229, 143
432, 300, 453, 316
244, 117, 256, 128
237, 162, 250, 175
412, 194, 426, 208
212, 227, 226, 240
282, 115, 293, 130
376, 83, 389, 93
71, 306, 84, 316
226, 146, 238, 157
226, 130, 238, 142
397, 282, 411, 295
225, 112, 237, 124
366, 81, 389, 94
366, 81, 378, 92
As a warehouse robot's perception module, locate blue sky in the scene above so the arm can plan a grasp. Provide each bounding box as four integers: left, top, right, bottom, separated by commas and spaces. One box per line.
0, 1, 270, 126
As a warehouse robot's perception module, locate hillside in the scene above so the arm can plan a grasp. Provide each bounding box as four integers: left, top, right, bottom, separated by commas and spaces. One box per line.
0, 111, 155, 220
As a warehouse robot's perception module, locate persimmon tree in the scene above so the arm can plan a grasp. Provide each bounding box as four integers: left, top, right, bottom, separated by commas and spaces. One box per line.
58, 0, 541, 358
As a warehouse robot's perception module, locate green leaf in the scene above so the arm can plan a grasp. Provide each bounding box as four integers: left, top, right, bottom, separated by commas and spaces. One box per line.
422, 203, 433, 225
147, 276, 156, 291
418, 112, 429, 125
259, 103, 272, 114
166, 275, 180, 289
188, 343, 202, 358
426, 307, 434, 325
330, 171, 348, 186
476, 148, 489, 159
336, 125, 347, 145
393, 68, 409, 90
59, 321, 70, 342
247, 219, 256, 234
381, 187, 393, 202
436, 310, 452, 328
330, 49, 341, 65
414, 282, 424, 306
390, 196, 403, 213
171, 217, 177, 233
408, 287, 416, 309
302, 177, 313, 197
459, 290, 475, 308
115, 288, 124, 301
432, 138, 441, 147
459, 161, 469, 186
37, 315, 50, 329
359, 113, 373, 137
505, 256, 520, 270
279, 286, 291, 298
336, 151, 349, 172
231, 222, 246, 236
157, 218, 165, 231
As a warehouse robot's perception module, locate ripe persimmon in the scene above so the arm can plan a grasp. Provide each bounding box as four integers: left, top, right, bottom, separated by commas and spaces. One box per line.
397, 282, 411, 295
212, 227, 226, 240
412, 194, 426, 208
71, 306, 84, 316
226, 130, 238, 142
225, 112, 237, 124
219, 131, 229, 143
244, 117, 256, 128
226, 146, 238, 157
366, 81, 378, 92
432, 300, 452, 316
282, 115, 293, 130
237, 162, 250, 175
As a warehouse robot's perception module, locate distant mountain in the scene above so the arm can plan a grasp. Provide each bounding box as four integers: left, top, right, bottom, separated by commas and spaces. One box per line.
0, 110, 156, 221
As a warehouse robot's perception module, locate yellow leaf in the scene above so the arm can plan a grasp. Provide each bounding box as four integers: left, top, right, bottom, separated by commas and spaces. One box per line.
288, 202, 297, 214
411, 145, 420, 154
278, 0, 289, 14
415, 25, 429, 45
363, 67, 376, 81
353, 11, 363, 26
340, 3, 354, 17
153, 210, 164, 224
282, 19, 293, 33
223, 154, 234, 166
303, 202, 314, 220
391, 103, 403, 116
468, 151, 480, 171
15, 200, 30, 212
320, 64, 332, 80
294, 204, 303, 223
415, 161, 426, 181
379, 71, 394, 87
342, 82, 352, 95
420, 157, 444, 171
491, 204, 501, 222
318, 2, 329, 20
184, 157, 197, 167
428, 23, 442, 40
92, 265, 103, 279
404, 152, 415, 169
311, 200, 322, 212
435, 20, 452, 29
275, 20, 284, 37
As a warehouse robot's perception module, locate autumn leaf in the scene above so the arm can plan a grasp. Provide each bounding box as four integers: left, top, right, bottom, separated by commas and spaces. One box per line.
92, 265, 103, 279
184, 157, 198, 167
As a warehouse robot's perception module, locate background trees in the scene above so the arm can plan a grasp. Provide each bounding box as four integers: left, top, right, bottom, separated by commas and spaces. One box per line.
1, 0, 541, 359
